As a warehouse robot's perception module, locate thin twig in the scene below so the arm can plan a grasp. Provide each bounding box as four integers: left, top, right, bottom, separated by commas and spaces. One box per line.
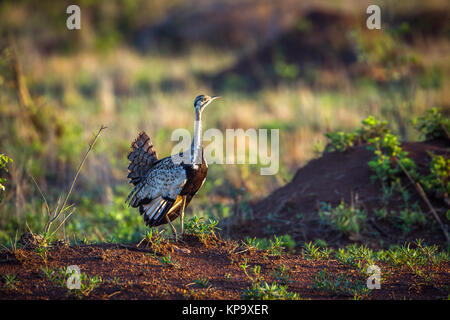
440, 123, 450, 142
397, 160, 449, 243
50, 207, 76, 236
42, 125, 107, 235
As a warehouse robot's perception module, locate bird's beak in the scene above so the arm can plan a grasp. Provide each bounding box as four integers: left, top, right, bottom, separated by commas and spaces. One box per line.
211, 96, 221, 101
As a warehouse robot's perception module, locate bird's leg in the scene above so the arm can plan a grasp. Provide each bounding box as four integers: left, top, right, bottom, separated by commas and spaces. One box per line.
166, 215, 178, 242
180, 196, 187, 237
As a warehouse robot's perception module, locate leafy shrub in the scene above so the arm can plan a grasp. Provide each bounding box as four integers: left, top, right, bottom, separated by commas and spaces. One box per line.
367, 133, 417, 193
324, 132, 356, 152
325, 116, 389, 152
412, 108, 450, 141
420, 154, 449, 201
355, 116, 390, 142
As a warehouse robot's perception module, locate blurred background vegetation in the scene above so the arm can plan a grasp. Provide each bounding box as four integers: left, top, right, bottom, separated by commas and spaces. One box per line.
0, 0, 449, 245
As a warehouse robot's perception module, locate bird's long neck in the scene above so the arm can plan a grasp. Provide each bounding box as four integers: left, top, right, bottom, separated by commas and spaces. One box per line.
191, 109, 202, 165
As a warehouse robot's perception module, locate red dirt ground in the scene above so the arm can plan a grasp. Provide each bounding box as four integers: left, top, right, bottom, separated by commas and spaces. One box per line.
0, 236, 448, 300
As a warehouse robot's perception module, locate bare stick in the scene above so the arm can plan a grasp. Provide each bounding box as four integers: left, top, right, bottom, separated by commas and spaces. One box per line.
398, 160, 449, 243
440, 123, 450, 142
43, 125, 107, 235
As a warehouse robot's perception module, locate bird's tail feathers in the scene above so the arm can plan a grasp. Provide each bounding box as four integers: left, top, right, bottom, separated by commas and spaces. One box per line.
141, 196, 176, 227
127, 131, 158, 185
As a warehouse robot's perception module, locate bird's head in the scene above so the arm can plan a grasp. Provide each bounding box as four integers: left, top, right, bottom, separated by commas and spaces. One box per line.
194, 94, 220, 112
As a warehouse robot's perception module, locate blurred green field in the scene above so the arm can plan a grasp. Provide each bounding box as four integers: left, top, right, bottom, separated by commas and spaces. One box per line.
0, 0, 449, 246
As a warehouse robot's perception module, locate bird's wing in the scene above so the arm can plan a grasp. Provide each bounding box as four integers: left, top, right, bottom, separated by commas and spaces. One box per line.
127, 131, 159, 185
126, 157, 187, 226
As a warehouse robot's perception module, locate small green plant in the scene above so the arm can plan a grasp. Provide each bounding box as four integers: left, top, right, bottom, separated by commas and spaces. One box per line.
319, 201, 367, 239
139, 229, 165, 252
40, 266, 102, 298
193, 277, 212, 289
243, 237, 261, 251
35, 246, 49, 263
70, 273, 102, 298
0, 230, 19, 253
184, 216, 220, 244
271, 265, 293, 285
240, 258, 263, 283
303, 242, 334, 260
334, 245, 379, 277
243, 235, 294, 256
383, 240, 448, 269
3, 274, 19, 290
41, 266, 63, 285
239, 258, 300, 300
266, 236, 286, 256
412, 108, 450, 141
242, 281, 301, 300
313, 269, 370, 299
158, 254, 178, 267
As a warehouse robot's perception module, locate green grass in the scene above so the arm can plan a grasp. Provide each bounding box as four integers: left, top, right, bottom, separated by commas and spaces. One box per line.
40, 266, 102, 298
303, 242, 334, 260
239, 257, 301, 300
242, 281, 301, 300
242, 235, 295, 256
193, 277, 212, 289
2, 274, 19, 290
313, 269, 370, 300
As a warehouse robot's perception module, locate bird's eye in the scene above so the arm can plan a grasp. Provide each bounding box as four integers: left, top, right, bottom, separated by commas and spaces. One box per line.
202, 98, 207, 102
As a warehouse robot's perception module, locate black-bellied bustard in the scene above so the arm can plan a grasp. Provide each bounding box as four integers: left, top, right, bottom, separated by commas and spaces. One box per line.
126, 95, 219, 240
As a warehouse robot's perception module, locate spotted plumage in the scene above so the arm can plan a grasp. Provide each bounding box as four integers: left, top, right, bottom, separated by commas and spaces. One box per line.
126, 94, 219, 240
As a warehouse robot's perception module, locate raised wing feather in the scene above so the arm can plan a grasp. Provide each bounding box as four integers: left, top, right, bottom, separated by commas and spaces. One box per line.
127, 131, 158, 185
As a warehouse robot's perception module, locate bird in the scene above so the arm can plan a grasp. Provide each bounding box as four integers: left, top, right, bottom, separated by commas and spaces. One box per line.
126, 94, 220, 241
